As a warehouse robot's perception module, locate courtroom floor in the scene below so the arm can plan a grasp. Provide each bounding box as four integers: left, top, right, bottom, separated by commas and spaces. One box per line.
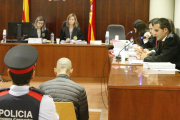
0, 80, 108, 120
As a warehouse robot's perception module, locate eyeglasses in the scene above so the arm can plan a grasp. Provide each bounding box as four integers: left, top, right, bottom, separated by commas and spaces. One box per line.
38, 22, 44, 25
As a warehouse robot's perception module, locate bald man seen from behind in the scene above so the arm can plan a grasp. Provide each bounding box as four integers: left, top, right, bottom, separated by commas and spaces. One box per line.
38, 57, 89, 120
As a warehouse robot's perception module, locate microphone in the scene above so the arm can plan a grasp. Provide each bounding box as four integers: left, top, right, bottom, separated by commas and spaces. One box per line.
125, 31, 133, 38
44, 28, 49, 33
42, 28, 49, 34
115, 36, 144, 60
141, 36, 146, 39
44, 28, 52, 33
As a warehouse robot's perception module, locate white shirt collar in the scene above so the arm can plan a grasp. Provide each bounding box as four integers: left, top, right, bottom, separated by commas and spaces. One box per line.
162, 35, 167, 42
9, 85, 30, 96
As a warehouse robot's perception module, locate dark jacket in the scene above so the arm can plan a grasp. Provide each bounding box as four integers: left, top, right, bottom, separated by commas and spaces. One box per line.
59, 27, 85, 41
38, 74, 89, 120
31, 26, 49, 40
144, 32, 180, 70
142, 35, 157, 50
0, 87, 44, 120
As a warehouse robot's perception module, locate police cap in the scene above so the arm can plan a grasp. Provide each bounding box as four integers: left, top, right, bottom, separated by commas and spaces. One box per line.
4, 44, 38, 74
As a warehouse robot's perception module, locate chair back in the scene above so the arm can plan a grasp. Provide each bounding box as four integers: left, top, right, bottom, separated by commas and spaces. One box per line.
107, 24, 126, 40
89, 109, 104, 120
54, 102, 77, 120
62, 21, 67, 28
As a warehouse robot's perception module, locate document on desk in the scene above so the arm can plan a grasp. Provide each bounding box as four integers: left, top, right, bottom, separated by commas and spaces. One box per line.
143, 62, 175, 69
153, 69, 179, 71
144, 68, 178, 74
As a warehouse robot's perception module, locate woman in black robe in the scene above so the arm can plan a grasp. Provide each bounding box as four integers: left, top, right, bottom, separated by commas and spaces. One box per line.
59, 13, 84, 42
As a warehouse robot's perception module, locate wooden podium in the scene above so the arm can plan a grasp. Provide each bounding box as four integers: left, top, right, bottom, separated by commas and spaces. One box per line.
0, 43, 110, 82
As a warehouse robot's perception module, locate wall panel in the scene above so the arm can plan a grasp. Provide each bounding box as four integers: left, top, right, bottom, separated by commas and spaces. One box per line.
126, 0, 136, 39
0, 0, 23, 40
0, 0, 149, 42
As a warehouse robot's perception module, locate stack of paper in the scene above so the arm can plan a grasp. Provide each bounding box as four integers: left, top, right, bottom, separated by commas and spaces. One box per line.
74, 41, 87, 44
143, 62, 175, 69
143, 63, 179, 74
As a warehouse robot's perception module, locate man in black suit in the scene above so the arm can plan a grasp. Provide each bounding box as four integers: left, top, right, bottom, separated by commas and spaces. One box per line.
141, 18, 180, 70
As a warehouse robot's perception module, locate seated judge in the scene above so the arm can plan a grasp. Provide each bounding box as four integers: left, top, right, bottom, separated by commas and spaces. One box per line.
59, 13, 84, 42
140, 18, 180, 70
32, 16, 49, 40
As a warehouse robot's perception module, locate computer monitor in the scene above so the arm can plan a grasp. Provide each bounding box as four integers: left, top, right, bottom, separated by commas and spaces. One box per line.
8, 22, 32, 43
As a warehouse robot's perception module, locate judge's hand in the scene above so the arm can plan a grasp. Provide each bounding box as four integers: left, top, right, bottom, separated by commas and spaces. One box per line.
65, 38, 71, 43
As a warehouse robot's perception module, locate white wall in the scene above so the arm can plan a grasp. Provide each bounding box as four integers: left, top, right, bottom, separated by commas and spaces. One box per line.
150, 0, 180, 36
149, 0, 175, 20
174, 0, 180, 28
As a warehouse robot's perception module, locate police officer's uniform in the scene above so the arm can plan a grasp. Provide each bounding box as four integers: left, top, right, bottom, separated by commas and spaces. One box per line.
0, 45, 58, 120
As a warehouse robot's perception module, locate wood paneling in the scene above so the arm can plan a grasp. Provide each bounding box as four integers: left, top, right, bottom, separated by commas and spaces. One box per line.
0, 43, 110, 79
109, 89, 180, 120
0, 0, 149, 42
108, 66, 180, 120
0, 0, 23, 40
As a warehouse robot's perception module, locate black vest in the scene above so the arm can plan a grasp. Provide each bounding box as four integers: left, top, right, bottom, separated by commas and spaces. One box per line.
0, 87, 44, 120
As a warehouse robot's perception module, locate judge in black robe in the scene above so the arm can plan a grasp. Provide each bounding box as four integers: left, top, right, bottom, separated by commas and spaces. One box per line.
31, 26, 49, 40
59, 13, 85, 42
25, 16, 49, 40
59, 27, 84, 41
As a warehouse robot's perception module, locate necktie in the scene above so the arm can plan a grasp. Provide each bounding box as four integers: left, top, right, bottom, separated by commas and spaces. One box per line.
155, 40, 157, 48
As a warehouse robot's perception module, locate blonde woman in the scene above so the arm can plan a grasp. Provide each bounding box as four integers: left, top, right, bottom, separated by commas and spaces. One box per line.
32, 16, 49, 39
59, 13, 84, 42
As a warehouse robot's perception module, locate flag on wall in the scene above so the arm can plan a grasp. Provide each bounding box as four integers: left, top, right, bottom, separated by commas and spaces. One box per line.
22, 0, 29, 22
88, 0, 96, 43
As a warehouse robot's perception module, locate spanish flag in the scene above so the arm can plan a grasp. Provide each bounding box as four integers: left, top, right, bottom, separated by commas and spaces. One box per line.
88, 0, 96, 43
22, 0, 29, 22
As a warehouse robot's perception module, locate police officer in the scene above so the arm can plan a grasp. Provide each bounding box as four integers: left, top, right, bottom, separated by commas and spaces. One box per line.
0, 45, 58, 120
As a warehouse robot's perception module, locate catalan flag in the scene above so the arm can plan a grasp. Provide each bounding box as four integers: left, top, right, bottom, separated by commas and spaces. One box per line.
88, 0, 96, 43
22, 0, 29, 22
